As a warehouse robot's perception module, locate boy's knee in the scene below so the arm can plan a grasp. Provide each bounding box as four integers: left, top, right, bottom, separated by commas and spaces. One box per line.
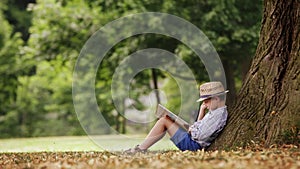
158, 116, 166, 122
159, 116, 173, 124
160, 115, 169, 120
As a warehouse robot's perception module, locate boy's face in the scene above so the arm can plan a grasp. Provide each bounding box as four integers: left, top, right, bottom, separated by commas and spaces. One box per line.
203, 97, 219, 111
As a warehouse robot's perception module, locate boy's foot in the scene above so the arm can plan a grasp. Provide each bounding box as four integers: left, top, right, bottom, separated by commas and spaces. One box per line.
123, 145, 147, 154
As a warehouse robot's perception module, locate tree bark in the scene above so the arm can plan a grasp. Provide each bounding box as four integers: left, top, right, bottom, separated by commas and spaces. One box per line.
223, 59, 237, 108
210, 0, 300, 149
151, 69, 161, 104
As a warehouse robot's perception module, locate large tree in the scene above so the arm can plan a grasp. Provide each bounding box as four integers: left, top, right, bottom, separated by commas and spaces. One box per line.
211, 0, 299, 148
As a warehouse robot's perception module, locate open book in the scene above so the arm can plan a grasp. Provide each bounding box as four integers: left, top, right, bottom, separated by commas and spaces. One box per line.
155, 104, 190, 131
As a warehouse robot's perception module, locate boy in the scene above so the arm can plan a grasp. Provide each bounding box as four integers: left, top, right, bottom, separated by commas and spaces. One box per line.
124, 81, 229, 153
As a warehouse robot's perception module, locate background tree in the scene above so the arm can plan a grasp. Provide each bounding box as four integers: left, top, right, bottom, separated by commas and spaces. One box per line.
0, 0, 263, 137
0, 1, 25, 137
212, 0, 299, 148
182, 0, 262, 103
2, 0, 35, 40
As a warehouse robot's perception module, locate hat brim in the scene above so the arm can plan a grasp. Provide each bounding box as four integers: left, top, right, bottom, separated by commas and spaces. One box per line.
196, 90, 229, 102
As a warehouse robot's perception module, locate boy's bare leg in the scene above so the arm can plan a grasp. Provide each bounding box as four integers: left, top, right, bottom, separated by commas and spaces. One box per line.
139, 116, 179, 150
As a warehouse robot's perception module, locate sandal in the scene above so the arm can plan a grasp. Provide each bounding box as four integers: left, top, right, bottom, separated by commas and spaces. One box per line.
123, 145, 147, 154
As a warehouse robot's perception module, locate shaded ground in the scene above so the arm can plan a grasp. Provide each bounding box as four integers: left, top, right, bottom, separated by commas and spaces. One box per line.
0, 144, 299, 169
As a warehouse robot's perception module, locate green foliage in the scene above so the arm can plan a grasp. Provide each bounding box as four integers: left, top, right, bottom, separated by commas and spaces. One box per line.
0, 0, 262, 137
2, 0, 34, 40
0, 7, 24, 118
0, 10, 12, 47
26, 0, 101, 61
198, 0, 262, 81
9, 57, 84, 137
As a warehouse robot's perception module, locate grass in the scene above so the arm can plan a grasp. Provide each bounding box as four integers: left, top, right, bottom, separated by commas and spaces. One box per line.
0, 135, 177, 152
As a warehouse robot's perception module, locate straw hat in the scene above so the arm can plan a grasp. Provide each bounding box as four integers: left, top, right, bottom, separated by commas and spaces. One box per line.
196, 81, 229, 102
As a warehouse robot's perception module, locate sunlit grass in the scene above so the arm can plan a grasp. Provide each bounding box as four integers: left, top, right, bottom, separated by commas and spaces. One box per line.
0, 135, 177, 152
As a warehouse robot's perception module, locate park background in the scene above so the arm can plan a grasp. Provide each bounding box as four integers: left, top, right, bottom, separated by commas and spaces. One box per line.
0, 0, 262, 139
0, 0, 299, 168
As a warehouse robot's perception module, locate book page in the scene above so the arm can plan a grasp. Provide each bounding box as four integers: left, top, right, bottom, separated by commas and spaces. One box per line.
155, 104, 190, 131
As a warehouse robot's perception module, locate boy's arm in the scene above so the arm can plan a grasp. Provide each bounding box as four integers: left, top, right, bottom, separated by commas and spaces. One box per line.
189, 103, 207, 133
197, 102, 208, 121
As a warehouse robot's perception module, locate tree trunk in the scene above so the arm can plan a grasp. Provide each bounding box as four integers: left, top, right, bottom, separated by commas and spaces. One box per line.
223, 59, 237, 108
151, 69, 161, 104
210, 0, 300, 149
121, 111, 126, 134
121, 100, 126, 134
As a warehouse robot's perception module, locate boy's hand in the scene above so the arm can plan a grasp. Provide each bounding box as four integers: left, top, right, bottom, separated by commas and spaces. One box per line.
197, 102, 208, 121
188, 125, 194, 134
200, 102, 208, 111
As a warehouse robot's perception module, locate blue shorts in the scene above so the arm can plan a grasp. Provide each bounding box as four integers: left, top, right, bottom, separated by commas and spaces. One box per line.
170, 128, 202, 151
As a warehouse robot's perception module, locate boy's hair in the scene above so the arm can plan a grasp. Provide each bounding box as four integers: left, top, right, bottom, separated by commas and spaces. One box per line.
216, 94, 226, 101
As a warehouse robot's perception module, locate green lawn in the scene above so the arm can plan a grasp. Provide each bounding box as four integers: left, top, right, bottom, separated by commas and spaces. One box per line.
0, 135, 177, 152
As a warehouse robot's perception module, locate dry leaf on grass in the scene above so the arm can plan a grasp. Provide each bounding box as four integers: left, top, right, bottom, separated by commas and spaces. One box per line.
0, 145, 299, 169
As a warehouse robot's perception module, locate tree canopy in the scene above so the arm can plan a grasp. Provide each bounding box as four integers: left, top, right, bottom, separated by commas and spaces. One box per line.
0, 0, 263, 138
